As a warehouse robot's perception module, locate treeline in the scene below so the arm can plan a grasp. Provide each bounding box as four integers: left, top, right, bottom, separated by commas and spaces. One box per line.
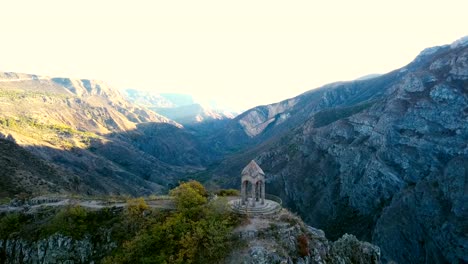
0, 181, 242, 263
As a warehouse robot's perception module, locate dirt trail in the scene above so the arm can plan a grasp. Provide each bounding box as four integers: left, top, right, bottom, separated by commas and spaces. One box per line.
0, 197, 175, 213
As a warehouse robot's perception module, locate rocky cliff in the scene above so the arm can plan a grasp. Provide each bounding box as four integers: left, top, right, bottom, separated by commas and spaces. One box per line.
0, 206, 380, 264
1, 37, 467, 263
0, 233, 115, 264
225, 209, 380, 264
212, 38, 468, 263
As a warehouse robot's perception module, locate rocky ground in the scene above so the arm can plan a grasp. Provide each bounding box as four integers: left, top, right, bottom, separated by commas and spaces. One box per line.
224, 209, 380, 264
1, 199, 380, 264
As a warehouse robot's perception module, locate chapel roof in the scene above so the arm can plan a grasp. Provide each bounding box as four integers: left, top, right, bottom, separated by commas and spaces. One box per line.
241, 160, 265, 178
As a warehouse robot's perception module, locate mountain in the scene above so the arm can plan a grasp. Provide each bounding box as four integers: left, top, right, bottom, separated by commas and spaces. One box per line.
0, 186, 380, 264
210, 37, 468, 263
355, 73, 382, 80
0, 73, 211, 197
1, 37, 467, 263
0, 73, 179, 133
0, 137, 73, 198
124, 89, 237, 125
124, 89, 177, 108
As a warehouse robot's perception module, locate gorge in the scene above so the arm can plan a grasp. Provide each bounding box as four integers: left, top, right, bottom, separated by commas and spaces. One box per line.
0, 37, 467, 263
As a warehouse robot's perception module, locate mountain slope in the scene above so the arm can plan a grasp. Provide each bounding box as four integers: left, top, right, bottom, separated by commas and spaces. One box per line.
0, 137, 73, 197
212, 38, 468, 263
0, 73, 179, 134
208, 66, 403, 154
0, 73, 207, 197
124, 89, 236, 125
152, 103, 234, 124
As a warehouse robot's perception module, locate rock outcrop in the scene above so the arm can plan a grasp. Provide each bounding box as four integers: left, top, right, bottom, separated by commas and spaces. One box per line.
225, 209, 380, 264
213, 37, 468, 263
0, 233, 116, 264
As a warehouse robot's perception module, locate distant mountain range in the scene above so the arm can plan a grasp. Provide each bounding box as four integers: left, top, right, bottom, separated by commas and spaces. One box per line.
0, 73, 217, 196
124, 89, 237, 125
208, 36, 468, 263
0, 36, 466, 263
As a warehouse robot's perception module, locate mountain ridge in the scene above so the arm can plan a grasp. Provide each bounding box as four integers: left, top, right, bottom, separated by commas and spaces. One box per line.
124, 89, 237, 125
0, 37, 466, 263
209, 37, 468, 263
0, 73, 213, 196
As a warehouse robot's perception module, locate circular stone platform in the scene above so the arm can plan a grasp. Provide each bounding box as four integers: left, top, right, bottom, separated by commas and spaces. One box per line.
228, 198, 281, 216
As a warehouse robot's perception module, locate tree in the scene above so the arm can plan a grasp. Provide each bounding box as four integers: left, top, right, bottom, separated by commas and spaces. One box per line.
170, 180, 208, 211
105, 181, 238, 264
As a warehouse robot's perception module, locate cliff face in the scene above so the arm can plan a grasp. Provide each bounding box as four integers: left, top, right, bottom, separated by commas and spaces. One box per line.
213, 39, 468, 263
258, 42, 467, 264
0, 208, 380, 264
225, 210, 380, 264
0, 233, 116, 264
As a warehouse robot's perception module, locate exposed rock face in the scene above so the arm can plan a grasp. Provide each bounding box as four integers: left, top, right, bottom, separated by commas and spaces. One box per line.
214, 38, 468, 263
225, 210, 380, 264
238, 98, 298, 137
0, 208, 378, 264
0, 233, 116, 264
211, 67, 402, 154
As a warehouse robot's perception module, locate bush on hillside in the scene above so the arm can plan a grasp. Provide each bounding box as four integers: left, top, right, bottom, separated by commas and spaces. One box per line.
217, 189, 240, 196
104, 180, 240, 264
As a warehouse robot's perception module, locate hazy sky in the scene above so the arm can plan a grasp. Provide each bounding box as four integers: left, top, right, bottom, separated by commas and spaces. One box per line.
1, 0, 466, 111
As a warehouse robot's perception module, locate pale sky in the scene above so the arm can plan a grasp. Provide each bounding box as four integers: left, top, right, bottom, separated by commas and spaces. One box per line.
0, 0, 466, 111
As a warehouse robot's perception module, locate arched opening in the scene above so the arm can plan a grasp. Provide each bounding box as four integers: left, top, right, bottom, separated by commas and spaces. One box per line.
241, 180, 253, 205
256, 180, 265, 205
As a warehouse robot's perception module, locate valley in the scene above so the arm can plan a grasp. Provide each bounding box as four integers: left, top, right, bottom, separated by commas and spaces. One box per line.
0, 37, 467, 263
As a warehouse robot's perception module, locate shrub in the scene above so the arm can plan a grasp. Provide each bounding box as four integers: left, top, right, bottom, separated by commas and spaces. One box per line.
106, 182, 238, 264
170, 180, 208, 211
217, 189, 240, 196
123, 198, 151, 234
0, 213, 24, 238
41, 205, 89, 239
0, 197, 11, 205
125, 198, 149, 217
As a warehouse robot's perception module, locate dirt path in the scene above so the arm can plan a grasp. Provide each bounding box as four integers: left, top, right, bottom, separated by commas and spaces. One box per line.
0, 197, 175, 213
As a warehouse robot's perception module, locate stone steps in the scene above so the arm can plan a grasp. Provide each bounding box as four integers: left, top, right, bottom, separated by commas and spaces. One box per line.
228, 199, 281, 216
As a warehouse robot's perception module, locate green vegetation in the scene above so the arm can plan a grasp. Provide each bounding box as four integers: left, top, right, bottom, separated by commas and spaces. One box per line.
0, 213, 25, 238
0, 181, 242, 263
313, 100, 376, 128
105, 181, 241, 264
0, 197, 11, 205
41, 205, 90, 239
0, 206, 120, 241
0, 89, 69, 100
0, 115, 98, 148
169, 180, 208, 211
217, 189, 240, 196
